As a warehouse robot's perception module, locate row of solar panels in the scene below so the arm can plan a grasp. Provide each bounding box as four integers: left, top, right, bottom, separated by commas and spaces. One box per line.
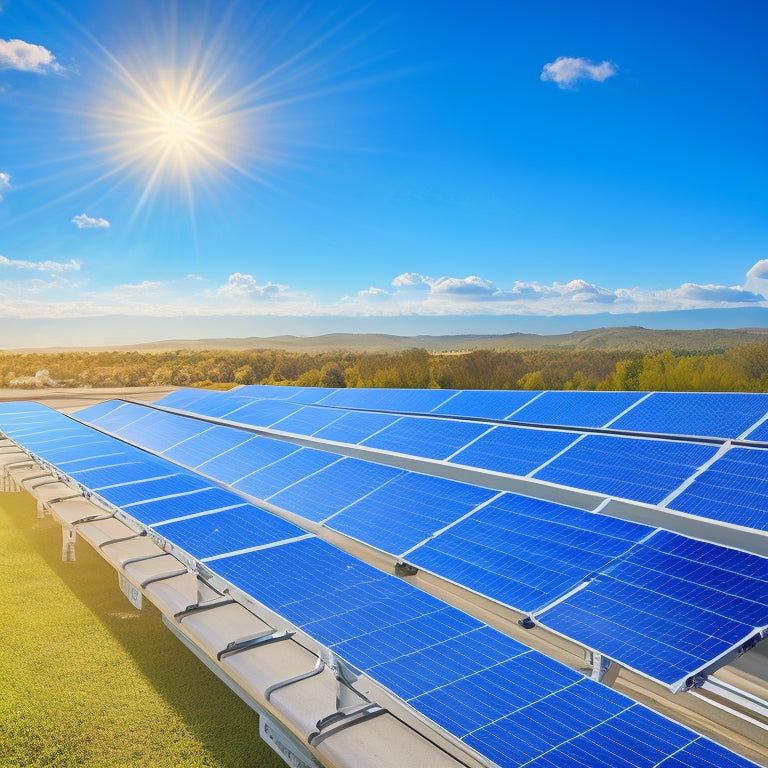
161, 385, 768, 441
0, 400, 760, 768
72, 396, 768, 691
133, 388, 768, 534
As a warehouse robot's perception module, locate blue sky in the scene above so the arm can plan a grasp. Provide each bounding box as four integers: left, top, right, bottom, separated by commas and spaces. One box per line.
0, 0, 766, 345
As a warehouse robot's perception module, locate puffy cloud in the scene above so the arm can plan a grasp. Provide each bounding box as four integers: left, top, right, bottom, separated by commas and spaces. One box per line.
392, 272, 431, 289
0, 254, 80, 273
217, 272, 289, 300
541, 56, 617, 88
431, 275, 497, 296
72, 213, 110, 229
0, 38, 63, 73
0, 172, 10, 200
670, 283, 763, 304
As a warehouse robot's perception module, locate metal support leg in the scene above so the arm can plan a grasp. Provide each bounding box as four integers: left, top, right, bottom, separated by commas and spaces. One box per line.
62, 525, 76, 562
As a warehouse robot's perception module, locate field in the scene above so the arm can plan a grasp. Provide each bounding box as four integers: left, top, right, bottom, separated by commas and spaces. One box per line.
0, 491, 284, 768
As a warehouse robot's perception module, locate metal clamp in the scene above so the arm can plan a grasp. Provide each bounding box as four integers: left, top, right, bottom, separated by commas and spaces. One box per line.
217, 630, 295, 661
265, 659, 326, 702
98, 530, 146, 549
307, 703, 388, 747
173, 598, 236, 622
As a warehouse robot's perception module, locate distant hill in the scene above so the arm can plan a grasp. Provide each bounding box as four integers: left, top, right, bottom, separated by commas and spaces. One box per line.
19, 325, 768, 354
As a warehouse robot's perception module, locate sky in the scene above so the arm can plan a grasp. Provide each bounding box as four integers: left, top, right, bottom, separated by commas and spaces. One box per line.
0, 0, 767, 346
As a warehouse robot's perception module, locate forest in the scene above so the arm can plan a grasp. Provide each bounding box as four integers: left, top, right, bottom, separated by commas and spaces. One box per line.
2, 342, 768, 392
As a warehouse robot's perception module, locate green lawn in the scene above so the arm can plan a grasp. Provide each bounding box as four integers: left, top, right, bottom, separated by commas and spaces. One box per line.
0, 492, 285, 768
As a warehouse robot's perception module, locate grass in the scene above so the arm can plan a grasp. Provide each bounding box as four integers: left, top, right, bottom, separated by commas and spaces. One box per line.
0, 492, 285, 768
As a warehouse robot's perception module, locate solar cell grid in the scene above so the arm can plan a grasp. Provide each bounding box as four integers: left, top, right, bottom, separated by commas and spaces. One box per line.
430, 389, 540, 420
195, 435, 300, 484
511, 390, 647, 429
360, 415, 492, 460
326, 471, 496, 556
232, 446, 342, 500
161, 424, 252, 467
745, 418, 768, 442
267, 405, 346, 435
219, 398, 302, 427
312, 409, 400, 443
121, 485, 246, 525
406, 493, 652, 612
74, 399, 126, 423
112, 409, 207, 454
667, 446, 768, 532
450, 425, 581, 476
84, 401, 151, 432
268, 456, 403, 523
314, 387, 455, 413
92, 472, 210, 507
609, 392, 768, 439
533, 434, 717, 505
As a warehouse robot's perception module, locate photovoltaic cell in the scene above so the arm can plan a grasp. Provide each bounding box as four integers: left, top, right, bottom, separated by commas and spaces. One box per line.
195, 435, 301, 484
745, 418, 768, 442
267, 405, 347, 436
312, 410, 400, 443
218, 399, 303, 427
267, 456, 404, 522
511, 391, 647, 429
536, 530, 768, 687
74, 399, 126, 423
232, 446, 341, 500
360, 416, 492, 460
326, 472, 496, 556
533, 434, 717, 504
111, 409, 208, 454
161, 424, 253, 467
450, 425, 580, 476
406, 493, 652, 612
151, 504, 306, 560
431, 389, 540, 420
609, 392, 768, 439
81, 401, 152, 433
91, 472, 211, 507
120, 485, 246, 525
314, 387, 455, 413
667, 447, 768, 531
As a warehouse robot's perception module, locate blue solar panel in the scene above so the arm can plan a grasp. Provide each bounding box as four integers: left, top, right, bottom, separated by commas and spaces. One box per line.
534, 434, 717, 504
268, 457, 403, 522
207, 536, 756, 768
151, 504, 306, 560
406, 493, 652, 612
266, 405, 347, 435
450, 425, 580, 476
81, 401, 151, 433
430, 389, 540, 420
110, 409, 208, 454
745, 418, 768, 442
326, 472, 496, 556
219, 399, 302, 427
512, 391, 647, 429
361, 416, 492, 460
314, 387, 455, 413
74, 399, 126, 423
536, 530, 768, 687
668, 447, 768, 531
92, 472, 211, 507
153, 388, 224, 411
232, 446, 342, 500
119, 486, 245, 525
161, 424, 253, 467
610, 392, 768, 439
66, 461, 171, 491
195, 435, 300, 484
312, 410, 400, 443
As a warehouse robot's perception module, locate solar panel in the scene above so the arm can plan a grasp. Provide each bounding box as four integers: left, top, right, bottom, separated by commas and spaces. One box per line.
405, 493, 652, 612
312, 387, 456, 413
195, 435, 301, 484
430, 389, 540, 420
232, 446, 342, 500
90, 471, 211, 507
744, 418, 768, 442
81, 401, 152, 433
267, 456, 404, 522
217, 398, 303, 427
74, 399, 126, 423
533, 434, 718, 504
667, 447, 768, 531
110, 409, 209, 454
511, 390, 647, 429
535, 530, 768, 688
450, 425, 581, 476
151, 503, 307, 560
326, 472, 496, 556
266, 405, 347, 435
160, 424, 253, 467
360, 415, 492, 460
609, 392, 768, 439
312, 410, 401, 443
119, 485, 246, 525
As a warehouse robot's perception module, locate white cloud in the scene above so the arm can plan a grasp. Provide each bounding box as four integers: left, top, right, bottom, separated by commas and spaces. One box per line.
0, 172, 10, 200
0, 255, 80, 274
217, 272, 290, 300
72, 213, 110, 229
541, 56, 617, 89
0, 38, 63, 73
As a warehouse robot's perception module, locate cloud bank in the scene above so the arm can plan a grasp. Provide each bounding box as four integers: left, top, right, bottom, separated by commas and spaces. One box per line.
541, 56, 617, 88
0, 38, 62, 73
0, 172, 10, 200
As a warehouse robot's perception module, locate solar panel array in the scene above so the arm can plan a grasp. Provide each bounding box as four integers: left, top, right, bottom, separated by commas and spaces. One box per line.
70, 395, 768, 692
0, 399, 761, 768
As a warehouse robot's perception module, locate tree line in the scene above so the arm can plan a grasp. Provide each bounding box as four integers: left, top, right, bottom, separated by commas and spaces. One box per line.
1, 343, 767, 391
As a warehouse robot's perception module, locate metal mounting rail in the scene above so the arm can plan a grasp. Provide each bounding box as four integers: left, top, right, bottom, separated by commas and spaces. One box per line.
265, 659, 326, 702
173, 598, 236, 622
